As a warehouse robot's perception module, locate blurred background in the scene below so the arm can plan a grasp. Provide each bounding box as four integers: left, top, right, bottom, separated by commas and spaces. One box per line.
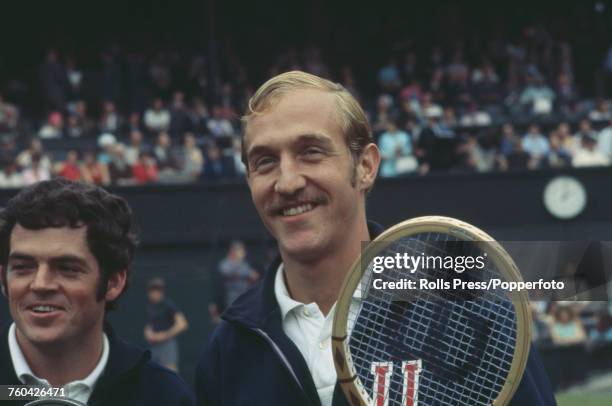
0, 1, 611, 404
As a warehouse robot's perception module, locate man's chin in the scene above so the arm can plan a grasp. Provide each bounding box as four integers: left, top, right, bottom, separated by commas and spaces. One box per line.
18, 325, 69, 347
279, 236, 328, 262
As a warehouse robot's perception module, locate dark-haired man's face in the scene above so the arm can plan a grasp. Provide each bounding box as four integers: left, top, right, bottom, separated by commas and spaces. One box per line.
3, 225, 125, 351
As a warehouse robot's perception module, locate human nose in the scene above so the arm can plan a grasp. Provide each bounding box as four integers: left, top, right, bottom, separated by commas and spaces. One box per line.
30, 265, 58, 292
274, 156, 306, 196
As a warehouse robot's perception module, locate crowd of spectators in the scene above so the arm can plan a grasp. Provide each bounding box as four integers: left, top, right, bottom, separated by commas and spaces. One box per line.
1, 21, 612, 187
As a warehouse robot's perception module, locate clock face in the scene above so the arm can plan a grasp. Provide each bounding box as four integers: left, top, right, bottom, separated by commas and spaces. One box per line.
543, 176, 587, 219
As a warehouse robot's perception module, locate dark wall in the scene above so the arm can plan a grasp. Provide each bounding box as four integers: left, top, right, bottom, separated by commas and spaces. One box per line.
1, 167, 611, 387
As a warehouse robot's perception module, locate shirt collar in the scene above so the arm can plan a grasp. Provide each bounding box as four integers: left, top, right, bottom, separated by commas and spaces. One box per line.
8, 322, 110, 393
274, 264, 306, 320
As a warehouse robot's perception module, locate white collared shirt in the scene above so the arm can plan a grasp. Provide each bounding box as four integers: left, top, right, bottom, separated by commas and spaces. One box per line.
275, 265, 337, 406
8, 323, 110, 404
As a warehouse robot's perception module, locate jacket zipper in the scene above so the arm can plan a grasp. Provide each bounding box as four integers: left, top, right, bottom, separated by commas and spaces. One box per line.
251, 327, 316, 406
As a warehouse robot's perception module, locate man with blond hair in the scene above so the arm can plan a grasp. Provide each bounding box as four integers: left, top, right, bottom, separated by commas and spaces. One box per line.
196, 71, 555, 406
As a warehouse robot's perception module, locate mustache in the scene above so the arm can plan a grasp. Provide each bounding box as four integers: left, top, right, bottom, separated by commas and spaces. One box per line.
265, 194, 328, 214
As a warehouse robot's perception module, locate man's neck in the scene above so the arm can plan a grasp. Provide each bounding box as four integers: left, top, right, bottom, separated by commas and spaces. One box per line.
16, 327, 104, 387
281, 219, 370, 316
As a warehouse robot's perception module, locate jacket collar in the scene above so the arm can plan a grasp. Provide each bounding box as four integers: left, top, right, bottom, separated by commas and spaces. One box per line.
221, 220, 383, 406
0, 320, 150, 397
79, 322, 151, 405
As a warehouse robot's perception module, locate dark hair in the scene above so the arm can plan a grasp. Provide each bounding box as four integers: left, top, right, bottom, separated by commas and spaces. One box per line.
0, 179, 138, 311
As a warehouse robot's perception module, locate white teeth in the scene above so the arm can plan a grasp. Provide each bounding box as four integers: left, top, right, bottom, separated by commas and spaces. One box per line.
32, 305, 59, 313
282, 204, 314, 216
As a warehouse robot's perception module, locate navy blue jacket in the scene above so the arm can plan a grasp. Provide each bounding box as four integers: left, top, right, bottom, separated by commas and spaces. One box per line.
196, 223, 556, 406
0, 322, 195, 406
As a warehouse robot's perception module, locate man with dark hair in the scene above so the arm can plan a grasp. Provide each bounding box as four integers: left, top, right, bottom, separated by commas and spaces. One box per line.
0, 179, 194, 405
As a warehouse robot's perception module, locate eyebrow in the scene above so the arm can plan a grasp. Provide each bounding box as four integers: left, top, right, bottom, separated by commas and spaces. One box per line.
8, 252, 89, 268
247, 133, 334, 160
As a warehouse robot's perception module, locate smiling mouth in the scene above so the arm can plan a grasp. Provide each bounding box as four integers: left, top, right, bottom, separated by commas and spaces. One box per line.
28, 305, 64, 313
280, 203, 316, 217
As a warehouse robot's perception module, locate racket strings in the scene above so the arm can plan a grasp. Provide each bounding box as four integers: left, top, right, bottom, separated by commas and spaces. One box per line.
347, 232, 517, 405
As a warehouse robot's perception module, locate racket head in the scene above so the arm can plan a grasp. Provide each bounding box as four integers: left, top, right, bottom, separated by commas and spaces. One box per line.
332, 216, 531, 406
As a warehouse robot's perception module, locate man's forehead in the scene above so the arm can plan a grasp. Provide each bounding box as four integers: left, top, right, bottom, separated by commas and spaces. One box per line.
9, 224, 90, 255
244, 89, 340, 149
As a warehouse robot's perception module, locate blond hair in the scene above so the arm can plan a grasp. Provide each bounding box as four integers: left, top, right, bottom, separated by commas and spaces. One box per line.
241, 71, 372, 169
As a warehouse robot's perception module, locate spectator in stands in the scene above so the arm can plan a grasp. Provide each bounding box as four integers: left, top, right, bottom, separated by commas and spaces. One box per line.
471, 59, 501, 104
124, 130, 146, 166
597, 119, 612, 159
499, 138, 532, 171
590, 309, 612, 343
207, 106, 234, 138
0, 139, 18, 170
371, 94, 396, 133
126, 111, 143, 134
399, 76, 422, 107
178, 132, 204, 181
556, 72, 577, 114
38, 111, 64, 139
0, 160, 23, 188
99, 100, 121, 134
96, 134, 117, 166
442, 107, 458, 129
154, 131, 179, 172
144, 97, 171, 134
575, 119, 598, 144
66, 114, 85, 138
0, 93, 19, 132
108, 143, 134, 185
208, 241, 259, 324
457, 134, 495, 173
377, 57, 402, 92
190, 98, 210, 135
557, 122, 578, 154
459, 100, 492, 127
16, 139, 52, 172
549, 306, 587, 346
544, 132, 572, 168
499, 123, 519, 156
520, 75, 555, 115
419, 91, 443, 121
572, 134, 611, 168
169, 91, 193, 136
71, 100, 95, 137
22, 154, 51, 185
202, 142, 235, 181
56, 150, 82, 181
589, 99, 612, 123
132, 151, 159, 184
416, 113, 457, 174
81, 150, 111, 186
378, 120, 415, 177
521, 124, 549, 166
